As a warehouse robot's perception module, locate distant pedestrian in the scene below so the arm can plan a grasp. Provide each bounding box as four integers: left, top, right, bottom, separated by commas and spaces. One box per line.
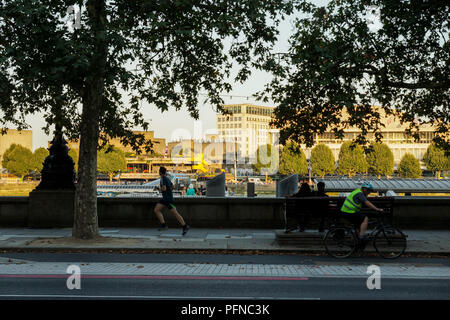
186, 184, 196, 196
313, 181, 329, 233
154, 166, 190, 236
286, 182, 313, 232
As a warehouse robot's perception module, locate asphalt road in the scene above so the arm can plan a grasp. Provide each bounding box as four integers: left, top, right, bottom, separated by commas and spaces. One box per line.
0, 253, 449, 301
0, 277, 449, 300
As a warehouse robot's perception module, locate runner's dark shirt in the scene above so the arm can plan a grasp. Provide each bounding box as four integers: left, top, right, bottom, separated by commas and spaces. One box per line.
160, 176, 174, 202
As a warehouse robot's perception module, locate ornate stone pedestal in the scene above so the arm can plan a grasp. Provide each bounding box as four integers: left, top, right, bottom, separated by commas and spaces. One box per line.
28, 190, 75, 228
28, 132, 76, 228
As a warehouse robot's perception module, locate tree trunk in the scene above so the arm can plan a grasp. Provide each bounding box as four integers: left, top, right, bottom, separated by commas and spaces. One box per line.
73, 106, 99, 239
72, 0, 107, 239
109, 173, 113, 182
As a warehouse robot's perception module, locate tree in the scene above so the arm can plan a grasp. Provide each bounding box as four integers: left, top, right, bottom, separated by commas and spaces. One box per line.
279, 141, 308, 175
1, 0, 293, 239
337, 141, 368, 178
366, 143, 394, 178
310, 144, 335, 178
398, 153, 422, 179
68, 148, 79, 173
423, 143, 450, 178
97, 146, 126, 182
1, 143, 18, 168
1, 144, 34, 179
260, 0, 449, 153
32, 147, 50, 173
252, 144, 279, 175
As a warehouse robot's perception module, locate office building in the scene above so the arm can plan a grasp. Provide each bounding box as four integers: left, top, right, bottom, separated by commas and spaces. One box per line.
216, 104, 279, 159
310, 107, 437, 164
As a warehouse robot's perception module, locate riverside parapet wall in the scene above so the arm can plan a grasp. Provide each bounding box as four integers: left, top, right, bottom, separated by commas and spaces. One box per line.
0, 196, 449, 229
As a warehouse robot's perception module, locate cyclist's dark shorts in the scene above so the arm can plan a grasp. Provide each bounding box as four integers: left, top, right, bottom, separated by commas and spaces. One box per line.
340, 211, 366, 227
158, 199, 176, 210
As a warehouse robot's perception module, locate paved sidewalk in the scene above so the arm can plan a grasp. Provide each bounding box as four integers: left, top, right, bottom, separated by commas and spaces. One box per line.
1, 260, 450, 279
0, 227, 449, 254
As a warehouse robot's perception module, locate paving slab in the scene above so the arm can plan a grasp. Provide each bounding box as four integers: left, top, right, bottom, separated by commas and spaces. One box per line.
0, 228, 448, 254
0, 261, 449, 279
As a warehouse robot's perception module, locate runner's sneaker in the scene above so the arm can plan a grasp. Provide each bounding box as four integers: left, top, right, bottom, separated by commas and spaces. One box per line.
182, 224, 190, 236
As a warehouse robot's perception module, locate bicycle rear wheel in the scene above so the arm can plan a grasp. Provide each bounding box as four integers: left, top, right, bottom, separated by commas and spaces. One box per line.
324, 227, 357, 258
374, 227, 407, 259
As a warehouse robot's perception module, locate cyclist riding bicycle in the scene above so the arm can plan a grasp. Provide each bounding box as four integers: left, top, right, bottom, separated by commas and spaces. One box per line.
340, 183, 384, 242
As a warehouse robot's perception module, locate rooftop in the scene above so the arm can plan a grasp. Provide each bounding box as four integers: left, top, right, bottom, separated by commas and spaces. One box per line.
314, 178, 450, 193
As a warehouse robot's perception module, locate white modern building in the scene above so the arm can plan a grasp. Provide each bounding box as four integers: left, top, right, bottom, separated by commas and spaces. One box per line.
216, 104, 279, 160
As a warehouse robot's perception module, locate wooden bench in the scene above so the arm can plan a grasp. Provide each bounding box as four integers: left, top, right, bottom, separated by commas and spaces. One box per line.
278, 196, 395, 246
284, 196, 331, 233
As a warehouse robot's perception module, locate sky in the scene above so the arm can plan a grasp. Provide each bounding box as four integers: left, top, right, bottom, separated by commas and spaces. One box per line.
21, 2, 331, 150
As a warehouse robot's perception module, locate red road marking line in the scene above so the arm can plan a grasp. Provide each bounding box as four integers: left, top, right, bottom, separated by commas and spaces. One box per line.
0, 274, 308, 281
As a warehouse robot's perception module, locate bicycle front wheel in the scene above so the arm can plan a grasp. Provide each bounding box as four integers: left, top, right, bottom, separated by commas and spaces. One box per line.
324, 227, 357, 258
374, 227, 407, 259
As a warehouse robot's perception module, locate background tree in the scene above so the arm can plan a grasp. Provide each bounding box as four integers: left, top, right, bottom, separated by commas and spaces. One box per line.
97, 146, 126, 182
310, 144, 335, 178
366, 143, 394, 178
1, 144, 34, 179
398, 153, 422, 179
260, 0, 449, 153
68, 148, 79, 173
337, 141, 368, 178
423, 143, 450, 178
0, 0, 293, 239
279, 141, 308, 175
32, 147, 50, 173
252, 144, 279, 175
1, 143, 18, 168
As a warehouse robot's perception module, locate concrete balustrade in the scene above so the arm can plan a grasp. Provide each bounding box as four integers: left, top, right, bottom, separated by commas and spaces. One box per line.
0, 196, 449, 229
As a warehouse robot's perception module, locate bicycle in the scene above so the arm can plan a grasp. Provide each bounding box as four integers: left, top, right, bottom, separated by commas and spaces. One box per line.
323, 208, 407, 259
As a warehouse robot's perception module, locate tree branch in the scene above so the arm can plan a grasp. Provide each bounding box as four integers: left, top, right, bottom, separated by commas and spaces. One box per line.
363, 65, 450, 90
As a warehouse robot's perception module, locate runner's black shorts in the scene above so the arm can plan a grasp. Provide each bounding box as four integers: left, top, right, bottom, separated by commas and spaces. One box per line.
158, 199, 176, 209
340, 211, 366, 227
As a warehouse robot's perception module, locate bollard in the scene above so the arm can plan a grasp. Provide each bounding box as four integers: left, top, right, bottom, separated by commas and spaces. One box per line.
247, 182, 256, 197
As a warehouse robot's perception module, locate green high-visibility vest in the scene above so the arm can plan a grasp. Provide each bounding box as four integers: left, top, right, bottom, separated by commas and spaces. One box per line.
341, 188, 363, 213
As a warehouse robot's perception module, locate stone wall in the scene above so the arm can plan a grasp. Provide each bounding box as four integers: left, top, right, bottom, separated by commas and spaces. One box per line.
0, 196, 449, 229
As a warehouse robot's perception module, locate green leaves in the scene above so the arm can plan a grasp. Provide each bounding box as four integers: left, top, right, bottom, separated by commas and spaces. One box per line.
337, 141, 368, 177
366, 142, 394, 178
253, 144, 279, 175
97, 145, 127, 182
261, 0, 449, 152
68, 148, 79, 173
1, 143, 34, 178
1, 0, 295, 152
423, 143, 450, 178
310, 144, 335, 178
398, 153, 422, 179
32, 147, 49, 173
279, 141, 308, 175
